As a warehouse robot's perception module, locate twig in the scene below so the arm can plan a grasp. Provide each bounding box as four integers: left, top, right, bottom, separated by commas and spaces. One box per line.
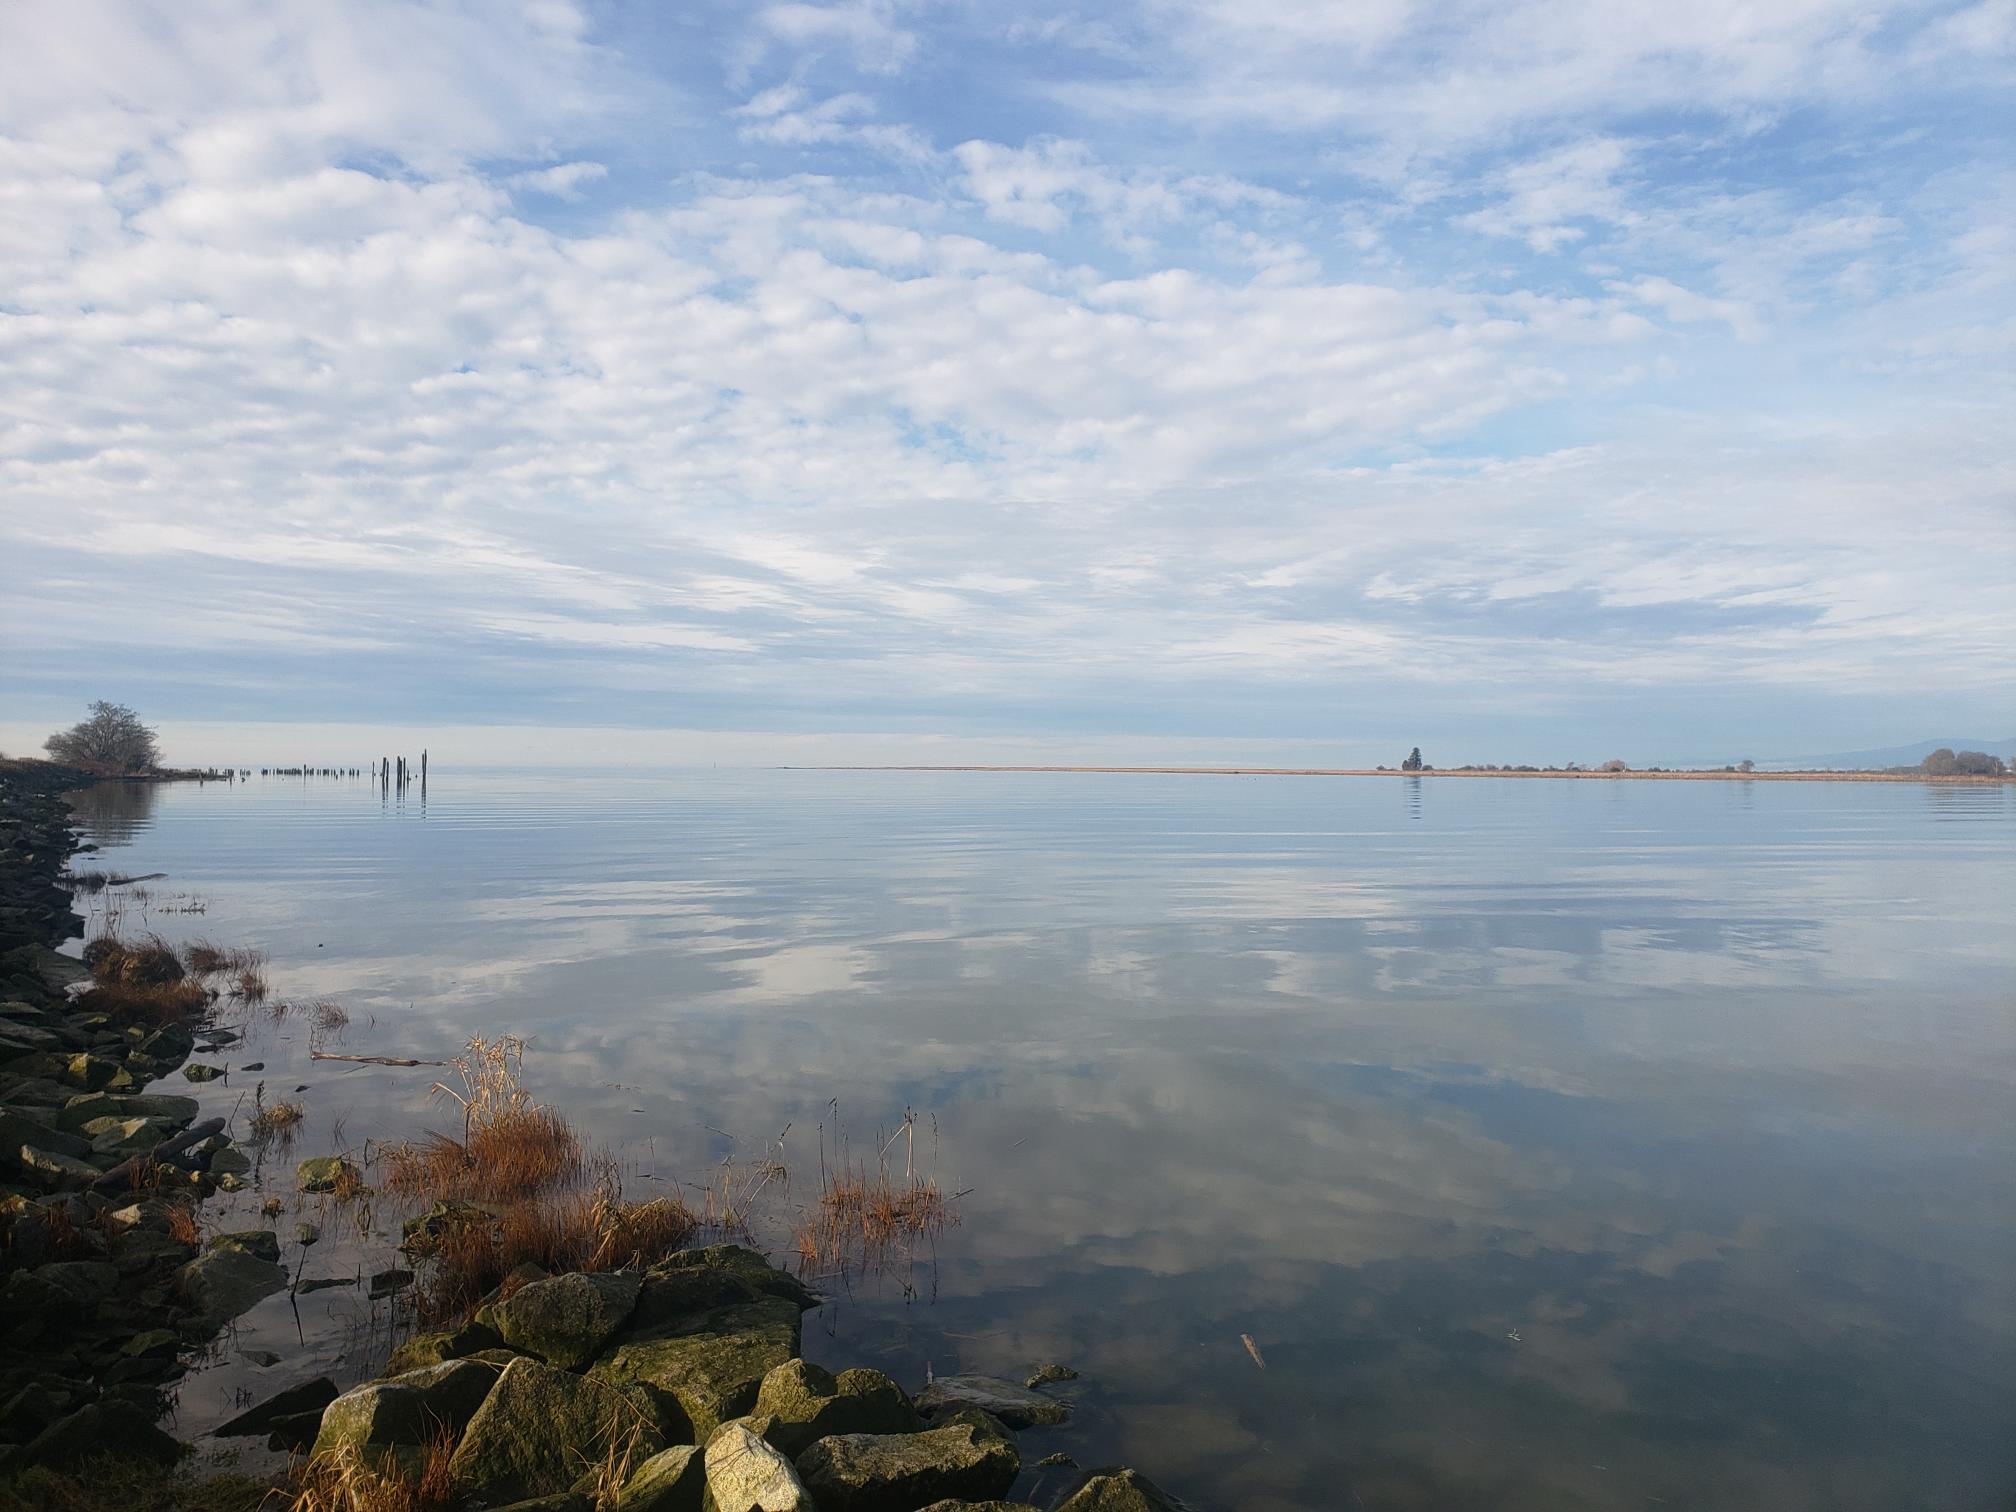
309, 1051, 445, 1067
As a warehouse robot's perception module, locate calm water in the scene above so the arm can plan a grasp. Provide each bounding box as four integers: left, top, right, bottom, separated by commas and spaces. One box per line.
65, 769, 2016, 1511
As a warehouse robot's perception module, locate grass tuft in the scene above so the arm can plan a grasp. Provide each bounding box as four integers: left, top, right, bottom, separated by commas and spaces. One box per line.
183, 939, 266, 976
793, 1110, 958, 1276
279, 1431, 458, 1512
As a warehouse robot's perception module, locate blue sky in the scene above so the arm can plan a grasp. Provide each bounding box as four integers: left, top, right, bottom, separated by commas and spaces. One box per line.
0, 0, 2010, 766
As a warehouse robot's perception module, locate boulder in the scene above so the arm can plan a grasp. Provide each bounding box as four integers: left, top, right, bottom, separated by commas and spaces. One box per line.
591, 1297, 802, 1441
214, 1377, 339, 1437
58, 1092, 198, 1132
0, 1107, 86, 1157
181, 1062, 226, 1082
388, 1357, 505, 1436
23, 1400, 182, 1469
753, 1358, 921, 1457
296, 1155, 359, 1193
495, 1269, 643, 1369
18, 1144, 101, 1188
208, 1229, 281, 1265
1055, 1469, 1187, 1512
916, 1375, 1071, 1429
311, 1382, 435, 1478
703, 1421, 813, 1512
653, 1244, 820, 1311
449, 1356, 666, 1505
386, 1316, 503, 1373
796, 1424, 1019, 1511
615, 1442, 705, 1512
178, 1245, 287, 1324
915, 1504, 1039, 1511
62, 1052, 129, 1092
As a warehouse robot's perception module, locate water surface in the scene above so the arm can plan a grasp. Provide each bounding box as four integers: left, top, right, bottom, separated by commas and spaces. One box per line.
66, 769, 2016, 1510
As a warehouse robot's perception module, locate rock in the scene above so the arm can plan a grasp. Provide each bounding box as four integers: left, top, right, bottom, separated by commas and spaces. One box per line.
181, 1062, 225, 1082
311, 1382, 435, 1477
295, 1277, 356, 1294
296, 1155, 359, 1193
85, 1116, 179, 1157
449, 1356, 666, 1505
916, 1375, 1071, 1429
214, 1376, 339, 1437
1037, 1452, 1078, 1467
753, 1358, 921, 1457
178, 1245, 287, 1323
1055, 1469, 1187, 1512
0, 1107, 86, 1157
58, 1092, 198, 1132
1025, 1364, 1078, 1388
121, 1328, 180, 1358
914, 1504, 1039, 1511
385, 1358, 504, 1438
386, 1316, 502, 1373
296, 1222, 321, 1245
703, 1421, 813, 1512
929, 1409, 1015, 1447
655, 1244, 821, 1311
209, 1146, 251, 1175
796, 1424, 1019, 1512
63, 1052, 129, 1092
24, 1400, 182, 1468
591, 1297, 801, 1440
369, 1267, 415, 1298
494, 1269, 642, 1369
209, 1229, 281, 1264
616, 1442, 704, 1512
18, 1144, 100, 1187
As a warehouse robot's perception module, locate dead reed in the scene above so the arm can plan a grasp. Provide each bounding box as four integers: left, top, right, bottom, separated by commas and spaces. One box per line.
83, 933, 185, 986
182, 939, 266, 976
382, 1037, 582, 1204
279, 1431, 458, 1512
247, 1086, 306, 1143
792, 1110, 958, 1275
74, 978, 211, 1025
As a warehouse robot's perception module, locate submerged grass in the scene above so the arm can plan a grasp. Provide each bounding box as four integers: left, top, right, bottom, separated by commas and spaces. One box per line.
182, 938, 266, 976
793, 1109, 959, 1276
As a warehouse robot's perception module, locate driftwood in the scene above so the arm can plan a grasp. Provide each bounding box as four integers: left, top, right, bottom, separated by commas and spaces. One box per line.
93, 1115, 226, 1191
309, 1050, 445, 1067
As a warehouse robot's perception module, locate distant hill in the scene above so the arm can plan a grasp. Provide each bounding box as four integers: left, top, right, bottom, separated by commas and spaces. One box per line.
1768, 737, 2016, 771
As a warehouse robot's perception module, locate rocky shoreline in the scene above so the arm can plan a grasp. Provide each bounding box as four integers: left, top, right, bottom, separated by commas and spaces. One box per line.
0, 760, 1187, 1512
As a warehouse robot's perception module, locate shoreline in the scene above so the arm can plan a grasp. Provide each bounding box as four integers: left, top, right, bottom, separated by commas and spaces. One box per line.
794, 764, 2014, 783
0, 758, 1169, 1512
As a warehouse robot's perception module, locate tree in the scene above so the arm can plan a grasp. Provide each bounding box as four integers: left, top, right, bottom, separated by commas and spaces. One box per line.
44, 701, 161, 773
1738, 758, 1755, 773
1400, 747, 1424, 772
1924, 747, 2006, 776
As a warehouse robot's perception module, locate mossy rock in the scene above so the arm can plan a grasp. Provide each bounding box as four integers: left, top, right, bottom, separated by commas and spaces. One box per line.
177, 1247, 286, 1325
449, 1357, 666, 1505
916, 1375, 1071, 1429
1055, 1469, 1188, 1512
295, 1155, 358, 1193
207, 1230, 279, 1265
614, 1442, 703, 1512
590, 1297, 802, 1441
796, 1424, 1019, 1512
752, 1358, 921, 1457
651, 1244, 819, 1311
385, 1316, 502, 1373
494, 1270, 642, 1370
701, 1422, 813, 1512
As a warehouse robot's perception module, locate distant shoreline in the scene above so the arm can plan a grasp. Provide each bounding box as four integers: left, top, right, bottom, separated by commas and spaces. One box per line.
793, 765, 2015, 783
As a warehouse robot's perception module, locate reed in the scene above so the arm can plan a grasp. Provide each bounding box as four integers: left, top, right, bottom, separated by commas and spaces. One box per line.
792, 1110, 958, 1274
280, 1431, 459, 1512
74, 978, 211, 1025
182, 939, 266, 976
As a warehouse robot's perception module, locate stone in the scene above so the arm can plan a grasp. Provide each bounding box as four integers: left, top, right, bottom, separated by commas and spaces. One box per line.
121, 1328, 181, 1358
181, 1062, 225, 1082
494, 1269, 642, 1369
18, 1144, 100, 1187
58, 1092, 198, 1132
654, 1244, 820, 1311
449, 1356, 666, 1506
916, 1375, 1072, 1429
1055, 1469, 1187, 1512
178, 1245, 287, 1323
86, 1116, 179, 1157
702, 1421, 813, 1512
209, 1146, 251, 1175
753, 1358, 921, 1457
24, 1401, 181, 1469
63, 1052, 127, 1092
296, 1221, 321, 1245
369, 1267, 415, 1298
209, 1229, 281, 1264
385, 1316, 503, 1373
591, 1297, 802, 1441
214, 1376, 339, 1437
615, 1442, 705, 1512
1025, 1364, 1078, 1388
796, 1424, 1019, 1512
0, 1107, 86, 1157
311, 1382, 435, 1477
929, 1409, 1015, 1446
385, 1358, 504, 1438
296, 1155, 359, 1192
915, 1504, 1039, 1511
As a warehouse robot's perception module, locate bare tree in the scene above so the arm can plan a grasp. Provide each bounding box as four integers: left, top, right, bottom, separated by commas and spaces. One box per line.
44, 701, 161, 773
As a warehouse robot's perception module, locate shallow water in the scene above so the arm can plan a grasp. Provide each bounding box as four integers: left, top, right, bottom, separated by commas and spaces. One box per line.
64, 769, 2016, 1510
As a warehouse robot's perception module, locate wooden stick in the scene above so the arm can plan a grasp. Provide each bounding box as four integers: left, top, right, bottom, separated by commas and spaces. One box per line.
309, 1050, 446, 1067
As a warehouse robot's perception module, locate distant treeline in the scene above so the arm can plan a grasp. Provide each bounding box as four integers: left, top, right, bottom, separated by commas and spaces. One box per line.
1902, 748, 2007, 777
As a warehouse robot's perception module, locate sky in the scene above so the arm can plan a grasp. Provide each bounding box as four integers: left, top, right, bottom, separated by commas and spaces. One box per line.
0, 0, 2011, 768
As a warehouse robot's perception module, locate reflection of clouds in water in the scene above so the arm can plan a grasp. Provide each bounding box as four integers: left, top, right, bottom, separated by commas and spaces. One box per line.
67, 772, 2016, 1511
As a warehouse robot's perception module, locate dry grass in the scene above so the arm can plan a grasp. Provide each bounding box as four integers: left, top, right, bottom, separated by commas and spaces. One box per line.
793, 1111, 958, 1275
232, 965, 270, 1002
248, 1088, 306, 1143
277, 1431, 458, 1512
74, 978, 211, 1025
382, 1038, 582, 1204
183, 939, 266, 976
405, 1188, 698, 1326
83, 933, 185, 986
163, 1202, 202, 1247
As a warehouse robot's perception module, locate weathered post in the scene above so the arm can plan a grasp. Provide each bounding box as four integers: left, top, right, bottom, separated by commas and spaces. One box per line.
421, 749, 428, 795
